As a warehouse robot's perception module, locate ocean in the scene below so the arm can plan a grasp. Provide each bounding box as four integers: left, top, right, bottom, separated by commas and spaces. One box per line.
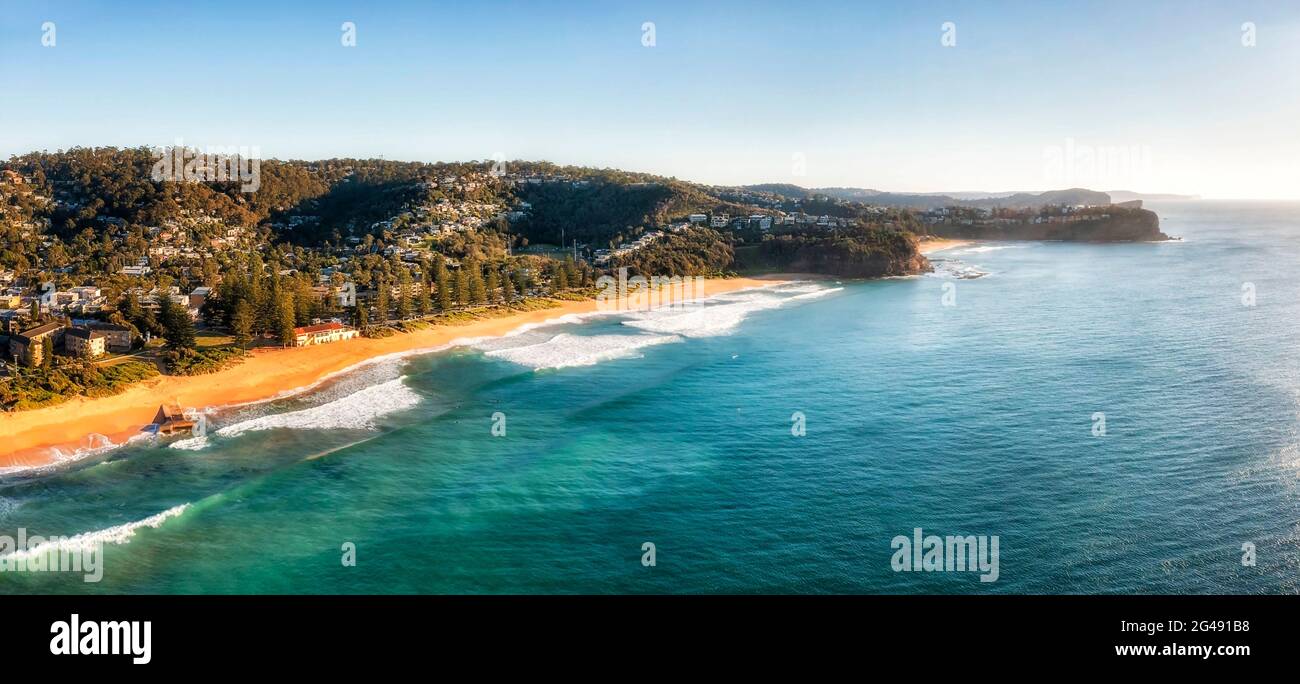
2, 200, 1299, 594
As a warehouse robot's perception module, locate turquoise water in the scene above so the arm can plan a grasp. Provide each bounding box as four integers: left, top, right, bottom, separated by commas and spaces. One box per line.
3, 200, 1300, 594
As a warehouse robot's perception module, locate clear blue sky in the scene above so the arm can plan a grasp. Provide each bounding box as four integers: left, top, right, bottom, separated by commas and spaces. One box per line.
2, 0, 1298, 198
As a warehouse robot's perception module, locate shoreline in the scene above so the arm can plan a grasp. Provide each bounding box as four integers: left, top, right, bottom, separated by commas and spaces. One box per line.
918, 238, 973, 254
0, 277, 779, 472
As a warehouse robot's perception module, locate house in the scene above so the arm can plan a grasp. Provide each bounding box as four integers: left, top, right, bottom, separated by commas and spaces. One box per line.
69, 286, 102, 301
189, 286, 213, 310
9, 322, 65, 367
688, 214, 707, 224
64, 327, 107, 359
291, 322, 359, 347
153, 403, 196, 436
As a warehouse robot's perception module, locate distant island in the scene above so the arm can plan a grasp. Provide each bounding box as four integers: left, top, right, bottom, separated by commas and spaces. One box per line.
0, 147, 1174, 421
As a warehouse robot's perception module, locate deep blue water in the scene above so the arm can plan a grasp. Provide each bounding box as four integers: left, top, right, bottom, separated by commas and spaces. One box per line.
3, 200, 1299, 594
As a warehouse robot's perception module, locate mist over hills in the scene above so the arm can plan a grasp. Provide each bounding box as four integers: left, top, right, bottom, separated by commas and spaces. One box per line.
1105, 190, 1201, 202
741, 184, 1197, 209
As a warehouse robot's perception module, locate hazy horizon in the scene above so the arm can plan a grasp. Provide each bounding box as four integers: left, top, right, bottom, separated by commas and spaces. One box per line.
3, 0, 1298, 199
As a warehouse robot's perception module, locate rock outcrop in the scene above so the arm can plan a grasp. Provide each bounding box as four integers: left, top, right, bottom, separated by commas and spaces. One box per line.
930, 207, 1170, 242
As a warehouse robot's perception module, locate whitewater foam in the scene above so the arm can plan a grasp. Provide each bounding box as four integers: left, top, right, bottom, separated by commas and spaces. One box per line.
482, 282, 835, 368
788, 287, 844, 301
0, 432, 149, 477
956, 244, 1025, 254
0, 503, 191, 563
169, 435, 210, 451
484, 332, 681, 370
621, 289, 790, 338
216, 378, 421, 437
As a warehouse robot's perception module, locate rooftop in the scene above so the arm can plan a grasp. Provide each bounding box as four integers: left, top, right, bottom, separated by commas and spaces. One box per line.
294, 322, 348, 335
17, 321, 64, 340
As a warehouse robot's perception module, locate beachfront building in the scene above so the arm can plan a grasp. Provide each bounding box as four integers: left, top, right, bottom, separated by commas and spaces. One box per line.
64, 326, 107, 359
9, 322, 65, 367
292, 322, 359, 347
87, 323, 133, 353
153, 403, 196, 435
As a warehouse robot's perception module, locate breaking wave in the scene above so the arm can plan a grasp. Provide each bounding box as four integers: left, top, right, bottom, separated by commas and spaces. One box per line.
484, 332, 682, 370
216, 378, 421, 438
620, 289, 790, 338
788, 286, 844, 301
0, 504, 191, 562
0, 432, 158, 477
478, 281, 839, 370
169, 435, 210, 451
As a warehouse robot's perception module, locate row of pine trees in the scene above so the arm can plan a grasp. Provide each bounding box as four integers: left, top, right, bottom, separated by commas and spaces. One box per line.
192, 251, 592, 347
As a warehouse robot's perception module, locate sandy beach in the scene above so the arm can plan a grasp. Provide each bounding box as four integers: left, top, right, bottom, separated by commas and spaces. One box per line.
0, 277, 778, 471
918, 238, 972, 254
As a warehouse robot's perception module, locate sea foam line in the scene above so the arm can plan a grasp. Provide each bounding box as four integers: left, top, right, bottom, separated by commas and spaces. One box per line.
216, 377, 421, 438
480, 280, 834, 369
0, 432, 160, 478
0, 503, 191, 562
484, 332, 683, 370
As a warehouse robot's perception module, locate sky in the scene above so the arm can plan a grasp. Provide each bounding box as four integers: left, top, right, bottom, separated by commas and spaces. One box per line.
1, 0, 1298, 198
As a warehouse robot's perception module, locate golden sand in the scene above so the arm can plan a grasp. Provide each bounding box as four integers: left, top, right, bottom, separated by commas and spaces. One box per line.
0, 277, 777, 470
918, 238, 973, 254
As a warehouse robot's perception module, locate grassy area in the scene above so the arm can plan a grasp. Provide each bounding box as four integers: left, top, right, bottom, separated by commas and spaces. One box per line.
195, 330, 235, 348
164, 347, 248, 376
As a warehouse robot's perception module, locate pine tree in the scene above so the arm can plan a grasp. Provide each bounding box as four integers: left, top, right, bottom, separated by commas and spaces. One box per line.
418, 269, 432, 316
468, 260, 487, 304
501, 268, 515, 304
455, 267, 470, 306
375, 278, 390, 324
276, 291, 297, 346
434, 260, 451, 312
552, 262, 569, 294
231, 298, 254, 349
485, 267, 500, 304
120, 293, 143, 328
563, 257, 578, 289
357, 302, 369, 330
159, 296, 196, 351
397, 270, 412, 320
294, 279, 315, 326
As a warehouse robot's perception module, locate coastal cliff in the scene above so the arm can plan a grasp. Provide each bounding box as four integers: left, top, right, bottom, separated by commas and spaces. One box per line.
734, 228, 931, 278
928, 207, 1170, 242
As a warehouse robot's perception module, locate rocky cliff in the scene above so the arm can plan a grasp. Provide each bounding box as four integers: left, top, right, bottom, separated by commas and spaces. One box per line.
929, 207, 1170, 242
734, 228, 931, 278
